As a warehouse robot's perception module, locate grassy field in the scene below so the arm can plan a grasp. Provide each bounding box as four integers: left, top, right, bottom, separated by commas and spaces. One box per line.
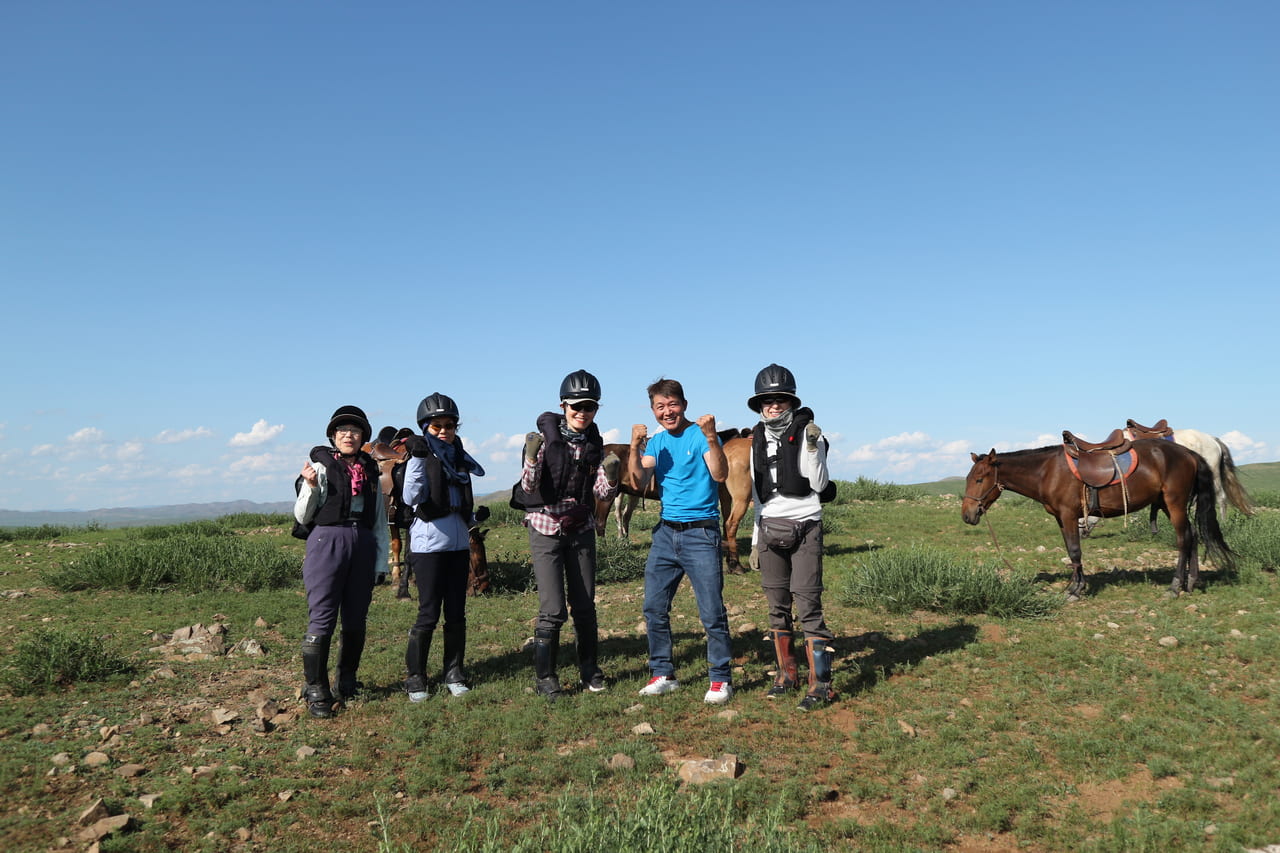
2, 485, 1278, 852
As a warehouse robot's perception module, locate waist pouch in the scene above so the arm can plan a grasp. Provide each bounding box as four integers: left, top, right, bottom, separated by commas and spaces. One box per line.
760, 517, 815, 551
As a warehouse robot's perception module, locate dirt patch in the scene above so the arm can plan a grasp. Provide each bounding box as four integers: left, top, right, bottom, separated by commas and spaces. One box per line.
1070, 765, 1183, 822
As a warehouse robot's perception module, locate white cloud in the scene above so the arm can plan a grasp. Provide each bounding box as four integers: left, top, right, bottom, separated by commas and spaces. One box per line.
488, 450, 515, 464
68, 427, 106, 444
229, 452, 291, 474
116, 441, 145, 461
155, 427, 214, 444
1220, 431, 1268, 463
230, 420, 285, 447
170, 464, 215, 479
600, 427, 621, 443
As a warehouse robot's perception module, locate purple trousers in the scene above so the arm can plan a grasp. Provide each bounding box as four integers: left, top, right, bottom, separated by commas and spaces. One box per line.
302, 524, 377, 636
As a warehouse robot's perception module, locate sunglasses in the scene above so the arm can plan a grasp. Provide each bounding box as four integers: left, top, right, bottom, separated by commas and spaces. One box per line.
567, 401, 599, 413
334, 427, 364, 437
427, 421, 459, 433
759, 396, 791, 407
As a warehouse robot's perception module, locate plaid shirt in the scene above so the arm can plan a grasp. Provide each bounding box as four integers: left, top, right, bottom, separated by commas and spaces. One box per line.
521, 441, 618, 536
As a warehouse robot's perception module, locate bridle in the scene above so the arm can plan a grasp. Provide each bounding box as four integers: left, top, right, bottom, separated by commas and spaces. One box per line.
962, 469, 1003, 514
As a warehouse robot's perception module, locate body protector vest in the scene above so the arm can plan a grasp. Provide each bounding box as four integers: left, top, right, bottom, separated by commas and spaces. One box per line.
413, 438, 476, 522
752, 407, 836, 503
291, 447, 379, 539
511, 412, 603, 510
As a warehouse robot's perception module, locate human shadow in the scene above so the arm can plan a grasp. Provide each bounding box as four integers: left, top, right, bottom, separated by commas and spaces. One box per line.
839, 621, 979, 697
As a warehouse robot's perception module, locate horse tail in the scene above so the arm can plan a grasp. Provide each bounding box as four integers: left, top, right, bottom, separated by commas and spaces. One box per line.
1192, 454, 1235, 571
1215, 438, 1255, 516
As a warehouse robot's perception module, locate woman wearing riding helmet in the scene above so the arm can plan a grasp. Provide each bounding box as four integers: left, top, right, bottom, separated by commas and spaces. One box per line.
514, 370, 621, 701
747, 364, 837, 710
398, 393, 487, 703
293, 405, 390, 719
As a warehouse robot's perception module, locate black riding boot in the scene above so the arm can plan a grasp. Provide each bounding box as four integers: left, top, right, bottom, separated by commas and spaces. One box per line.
335, 629, 366, 701
532, 628, 562, 703
798, 637, 836, 711
442, 622, 470, 695
301, 633, 335, 719
395, 563, 411, 600
574, 616, 605, 692
404, 629, 432, 702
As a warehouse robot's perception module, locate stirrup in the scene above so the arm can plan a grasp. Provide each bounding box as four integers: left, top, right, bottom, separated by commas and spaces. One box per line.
765, 676, 798, 699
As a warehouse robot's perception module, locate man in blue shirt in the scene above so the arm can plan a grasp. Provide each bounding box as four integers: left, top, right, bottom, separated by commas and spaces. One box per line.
628, 378, 734, 704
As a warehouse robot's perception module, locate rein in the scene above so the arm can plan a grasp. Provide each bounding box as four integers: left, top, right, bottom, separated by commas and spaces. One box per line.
964, 471, 1018, 574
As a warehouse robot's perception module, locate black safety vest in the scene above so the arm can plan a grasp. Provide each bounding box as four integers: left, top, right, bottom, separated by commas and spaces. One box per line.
291, 447, 379, 539
752, 408, 833, 502
511, 412, 603, 510
412, 438, 476, 522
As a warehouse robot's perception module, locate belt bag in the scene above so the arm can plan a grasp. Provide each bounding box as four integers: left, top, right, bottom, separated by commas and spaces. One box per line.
761, 517, 810, 551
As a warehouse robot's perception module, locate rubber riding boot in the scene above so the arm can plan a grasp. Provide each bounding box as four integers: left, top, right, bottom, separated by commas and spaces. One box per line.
575, 616, 605, 692
442, 622, 470, 696
395, 563, 411, 600
765, 629, 799, 698
798, 637, 836, 711
301, 633, 336, 719
335, 629, 366, 701
404, 629, 433, 703
532, 628, 563, 703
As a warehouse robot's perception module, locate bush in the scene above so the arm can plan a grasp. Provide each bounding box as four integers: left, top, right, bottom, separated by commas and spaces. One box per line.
838, 545, 1060, 619
134, 519, 233, 540
1250, 490, 1280, 510
42, 534, 299, 593
0, 627, 134, 695
835, 477, 926, 503
0, 524, 78, 542
218, 512, 292, 528
594, 535, 647, 584
1222, 511, 1280, 578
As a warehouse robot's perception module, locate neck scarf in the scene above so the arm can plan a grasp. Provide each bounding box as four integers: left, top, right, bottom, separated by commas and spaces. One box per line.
559, 417, 587, 443
426, 434, 486, 482
762, 409, 795, 442
335, 451, 367, 496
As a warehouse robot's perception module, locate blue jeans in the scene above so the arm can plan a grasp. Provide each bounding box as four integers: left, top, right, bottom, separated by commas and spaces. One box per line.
642, 522, 733, 682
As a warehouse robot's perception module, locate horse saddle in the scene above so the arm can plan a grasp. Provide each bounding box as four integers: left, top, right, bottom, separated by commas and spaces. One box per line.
1125, 418, 1174, 439
367, 441, 408, 497
1062, 429, 1138, 488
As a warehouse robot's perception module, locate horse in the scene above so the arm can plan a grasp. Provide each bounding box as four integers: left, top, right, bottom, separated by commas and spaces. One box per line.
594, 429, 756, 572
961, 438, 1233, 599
1125, 419, 1254, 532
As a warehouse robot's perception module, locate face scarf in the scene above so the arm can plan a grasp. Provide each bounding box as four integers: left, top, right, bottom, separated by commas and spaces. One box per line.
425, 434, 486, 482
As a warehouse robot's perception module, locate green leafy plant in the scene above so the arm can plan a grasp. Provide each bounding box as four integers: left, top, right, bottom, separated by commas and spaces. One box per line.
0, 627, 134, 695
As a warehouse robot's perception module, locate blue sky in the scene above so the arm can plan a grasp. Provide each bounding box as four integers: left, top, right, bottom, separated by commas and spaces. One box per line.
2, 2, 1276, 512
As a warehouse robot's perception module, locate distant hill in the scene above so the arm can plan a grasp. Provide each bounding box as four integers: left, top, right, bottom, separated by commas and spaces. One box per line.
0, 500, 295, 529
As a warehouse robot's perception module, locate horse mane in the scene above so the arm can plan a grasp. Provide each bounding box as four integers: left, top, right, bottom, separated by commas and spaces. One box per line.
994, 445, 1058, 459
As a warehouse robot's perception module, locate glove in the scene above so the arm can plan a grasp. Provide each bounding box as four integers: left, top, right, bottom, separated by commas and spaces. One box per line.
402, 434, 430, 458
602, 452, 621, 485
524, 431, 544, 463
473, 505, 491, 524
805, 423, 822, 452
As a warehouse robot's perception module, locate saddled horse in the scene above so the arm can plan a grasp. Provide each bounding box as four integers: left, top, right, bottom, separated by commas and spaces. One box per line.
594, 429, 756, 573
1125, 419, 1254, 531
961, 436, 1233, 599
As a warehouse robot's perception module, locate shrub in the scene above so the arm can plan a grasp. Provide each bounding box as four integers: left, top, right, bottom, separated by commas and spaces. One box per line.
0, 627, 134, 695
835, 477, 926, 503
1250, 490, 1280, 510
42, 534, 299, 593
0, 524, 78, 542
218, 512, 292, 528
837, 545, 1060, 619
1222, 511, 1280, 579
594, 535, 647, 584
134, 519, 233, 540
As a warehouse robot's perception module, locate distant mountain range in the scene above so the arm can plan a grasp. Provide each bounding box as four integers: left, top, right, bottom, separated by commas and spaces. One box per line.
0, 500, 296, 529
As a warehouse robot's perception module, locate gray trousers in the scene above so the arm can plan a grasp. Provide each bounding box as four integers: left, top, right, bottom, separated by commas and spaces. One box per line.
757, 520, 832, 640
528, 526, 598, 632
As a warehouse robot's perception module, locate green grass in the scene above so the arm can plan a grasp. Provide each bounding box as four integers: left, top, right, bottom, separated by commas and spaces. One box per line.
2, 504, 1280, 851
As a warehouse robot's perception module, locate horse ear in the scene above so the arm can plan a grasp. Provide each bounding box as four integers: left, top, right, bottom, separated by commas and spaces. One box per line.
971, 452, 981, 463
986, 448, 997, 461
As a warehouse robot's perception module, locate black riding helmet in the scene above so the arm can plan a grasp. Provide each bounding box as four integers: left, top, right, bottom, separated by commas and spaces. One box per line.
559, 369, 602, 403
326, 405, 373, 444
747, 364, 801, 413
416, 393, 460, 430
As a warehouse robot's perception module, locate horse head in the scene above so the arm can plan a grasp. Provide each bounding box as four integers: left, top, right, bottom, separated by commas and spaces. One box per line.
961, 449, 1002, 525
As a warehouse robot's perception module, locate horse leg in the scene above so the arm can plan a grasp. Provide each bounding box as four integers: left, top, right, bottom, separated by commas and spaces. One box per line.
719, 487, 746, 574
618, 495, 638, 539
1060, 518, 1088, 600
1165, 501, 1194, 597
1148, 505, 1159, 536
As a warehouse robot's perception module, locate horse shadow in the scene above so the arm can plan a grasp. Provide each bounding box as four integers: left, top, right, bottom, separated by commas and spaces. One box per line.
824, 541, 882, 558
1033, 566, 1234, 596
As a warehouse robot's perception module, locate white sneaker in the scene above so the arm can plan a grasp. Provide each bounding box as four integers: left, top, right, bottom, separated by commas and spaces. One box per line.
638, 675, 680, 696
406, 675, 429, 703
704, 681, 733, 705
445, 682, 470, 697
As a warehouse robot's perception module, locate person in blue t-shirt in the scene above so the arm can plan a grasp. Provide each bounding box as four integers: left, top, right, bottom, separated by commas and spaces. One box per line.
627, 377, 734, 705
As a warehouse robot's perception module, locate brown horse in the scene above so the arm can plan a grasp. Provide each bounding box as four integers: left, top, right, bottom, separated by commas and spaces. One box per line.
595, 430, 755, 572
961, 439, 1233, 599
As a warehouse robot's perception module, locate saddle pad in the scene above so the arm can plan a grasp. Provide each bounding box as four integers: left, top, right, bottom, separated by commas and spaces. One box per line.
1064, 448, 1138, 487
